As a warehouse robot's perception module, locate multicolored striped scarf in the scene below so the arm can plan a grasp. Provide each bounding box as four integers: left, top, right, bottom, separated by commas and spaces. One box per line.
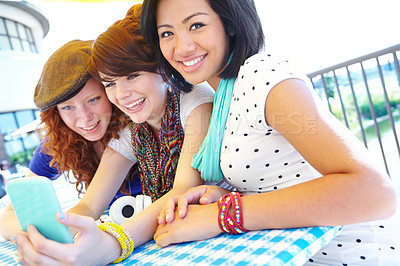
130, 91, 184, 202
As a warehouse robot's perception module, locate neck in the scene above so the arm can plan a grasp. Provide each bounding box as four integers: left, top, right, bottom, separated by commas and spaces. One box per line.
147, 120, 162, 143
93, 141, 105, 158
145, 103, 168, 141
207, 76, 222, 91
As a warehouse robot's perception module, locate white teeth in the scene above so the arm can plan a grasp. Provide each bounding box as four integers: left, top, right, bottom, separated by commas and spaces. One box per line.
83, 123, 97, 130
125, 97, 145, 109
182, 55, 204, 67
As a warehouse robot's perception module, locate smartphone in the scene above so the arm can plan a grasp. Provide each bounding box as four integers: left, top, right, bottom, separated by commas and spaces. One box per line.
6, 176, 73, 244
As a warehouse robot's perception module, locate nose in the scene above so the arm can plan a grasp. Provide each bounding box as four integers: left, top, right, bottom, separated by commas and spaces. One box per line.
175, 32, 196, 56
77, 105, 93, 122
115, 81, 131, 101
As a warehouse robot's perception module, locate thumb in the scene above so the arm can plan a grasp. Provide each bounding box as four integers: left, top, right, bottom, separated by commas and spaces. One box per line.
199, 186, 225, 204
199, 191, 215, 205
56, 212, 96, 232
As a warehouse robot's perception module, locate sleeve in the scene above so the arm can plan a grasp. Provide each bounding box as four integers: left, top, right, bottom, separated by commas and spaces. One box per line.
28, 143, 60, 180
107, 126, 137, 163
179, 81, 215, 129
236, 52, 310, 129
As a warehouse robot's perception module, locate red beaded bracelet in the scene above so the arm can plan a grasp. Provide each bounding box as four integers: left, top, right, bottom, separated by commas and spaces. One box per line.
217, 192, 248, 234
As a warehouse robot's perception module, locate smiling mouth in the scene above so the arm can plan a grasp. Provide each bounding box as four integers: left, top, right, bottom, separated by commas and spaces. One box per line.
182, 55, 204, 67
125, 97, 145, 110
82, 121, 99, 131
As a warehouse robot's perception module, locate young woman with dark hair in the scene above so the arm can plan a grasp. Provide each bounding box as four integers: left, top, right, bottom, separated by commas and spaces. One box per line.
140, 0, 399, 265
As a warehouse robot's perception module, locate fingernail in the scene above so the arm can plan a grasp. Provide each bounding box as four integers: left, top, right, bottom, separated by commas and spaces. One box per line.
166, 214, 169, 221
12, 235, 17, 248
13, 252, 21, 264
58, 212, 65, 220
179, 210, 183, 217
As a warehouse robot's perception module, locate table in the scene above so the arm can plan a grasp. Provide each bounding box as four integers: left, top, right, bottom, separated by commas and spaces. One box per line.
122, 226, 341, 266
0, 189, 342, 265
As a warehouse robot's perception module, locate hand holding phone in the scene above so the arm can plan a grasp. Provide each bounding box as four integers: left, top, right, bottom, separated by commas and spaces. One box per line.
6, 176, 73, 244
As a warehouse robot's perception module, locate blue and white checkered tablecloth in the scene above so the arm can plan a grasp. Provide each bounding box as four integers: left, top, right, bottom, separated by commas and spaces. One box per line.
119, 226, 341, 266
0, 224, 341, 266
0, 191, 342, 266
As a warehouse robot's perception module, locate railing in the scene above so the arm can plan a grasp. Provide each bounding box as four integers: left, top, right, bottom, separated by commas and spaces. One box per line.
307, 44, 400, 180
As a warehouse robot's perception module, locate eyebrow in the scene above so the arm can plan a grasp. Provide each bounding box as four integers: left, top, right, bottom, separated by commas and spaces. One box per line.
99, 76, 115, 82
157, 12, 208, 30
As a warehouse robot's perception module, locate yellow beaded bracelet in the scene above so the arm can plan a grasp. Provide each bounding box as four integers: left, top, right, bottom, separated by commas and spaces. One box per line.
97, 222, 134, 264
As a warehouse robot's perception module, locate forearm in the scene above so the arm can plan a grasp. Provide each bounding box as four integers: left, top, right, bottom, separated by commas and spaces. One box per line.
242, 171, 397, 230
124, 185, 193, 247
0, 204, 21, 240
67, 201, 104, 220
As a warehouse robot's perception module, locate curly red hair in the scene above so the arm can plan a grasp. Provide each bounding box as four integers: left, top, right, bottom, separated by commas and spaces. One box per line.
38, 104, 130, 195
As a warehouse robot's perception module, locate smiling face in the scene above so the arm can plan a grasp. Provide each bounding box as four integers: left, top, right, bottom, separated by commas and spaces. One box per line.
100, 72, 168, 130
156, 0, 231, 89
56, 78, 112, 142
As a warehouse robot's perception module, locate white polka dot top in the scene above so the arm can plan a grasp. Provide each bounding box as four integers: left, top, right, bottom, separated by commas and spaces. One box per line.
220, 52, 321, 195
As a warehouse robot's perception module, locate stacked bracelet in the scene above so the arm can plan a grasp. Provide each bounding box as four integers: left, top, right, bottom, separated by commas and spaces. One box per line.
97, 222, 134, 264
217, 192, 248, 234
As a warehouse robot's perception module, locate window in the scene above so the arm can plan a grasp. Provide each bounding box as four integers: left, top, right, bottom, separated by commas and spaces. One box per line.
0, 109, 41, 168
0, 17, 38, 53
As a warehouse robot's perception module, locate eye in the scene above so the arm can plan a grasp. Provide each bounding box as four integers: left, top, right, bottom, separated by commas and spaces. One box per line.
103, 82, 115, 88
160, 31, 173, 39
128, 74, 140, 80
61, 106, 72, 111
89, 96, 100, 103
190, 22, 204, 31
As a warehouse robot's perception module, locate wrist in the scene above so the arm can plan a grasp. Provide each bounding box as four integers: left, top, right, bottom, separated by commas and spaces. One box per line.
102, 229, 122, 263
98, 223, 134, 264
217, 192, 248, 235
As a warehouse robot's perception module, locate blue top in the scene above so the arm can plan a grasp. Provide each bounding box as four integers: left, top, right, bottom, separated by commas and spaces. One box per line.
0, 173, 5, 199
29, 143, 142, 205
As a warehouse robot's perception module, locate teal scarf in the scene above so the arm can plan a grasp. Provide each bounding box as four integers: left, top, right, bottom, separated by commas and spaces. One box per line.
191, 78, 236, 182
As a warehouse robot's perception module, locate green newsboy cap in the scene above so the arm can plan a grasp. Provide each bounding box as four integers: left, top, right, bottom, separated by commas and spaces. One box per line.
34, 40, 94, 111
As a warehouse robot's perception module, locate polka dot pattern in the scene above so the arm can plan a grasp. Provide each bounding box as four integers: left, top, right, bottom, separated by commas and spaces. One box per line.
219, 52, 400, 265
220, 52, 320, 194
304, 218, 400, 265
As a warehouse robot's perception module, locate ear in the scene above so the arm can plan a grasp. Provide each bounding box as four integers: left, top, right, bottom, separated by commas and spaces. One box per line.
227, 25, 235, 37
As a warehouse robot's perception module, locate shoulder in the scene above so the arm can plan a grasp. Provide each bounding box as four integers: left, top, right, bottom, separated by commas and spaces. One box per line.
238, 52, 304, 83
180, 82, 214, 102
117, 126, 131, 138
109, 125, 131, 144
107, 125, 136, 162
179, 82, 214, 129
179, 82, 214, 114
234, 51, 310, 100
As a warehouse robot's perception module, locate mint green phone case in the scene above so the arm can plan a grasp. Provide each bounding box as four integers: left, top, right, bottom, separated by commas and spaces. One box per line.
6, 176, 73, 244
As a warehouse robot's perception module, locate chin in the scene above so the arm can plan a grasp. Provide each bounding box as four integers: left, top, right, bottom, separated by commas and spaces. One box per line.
83, 135, 103, 142
127, 114, 147, 124
83, 130, 106, 142
182, 74, 206, 85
